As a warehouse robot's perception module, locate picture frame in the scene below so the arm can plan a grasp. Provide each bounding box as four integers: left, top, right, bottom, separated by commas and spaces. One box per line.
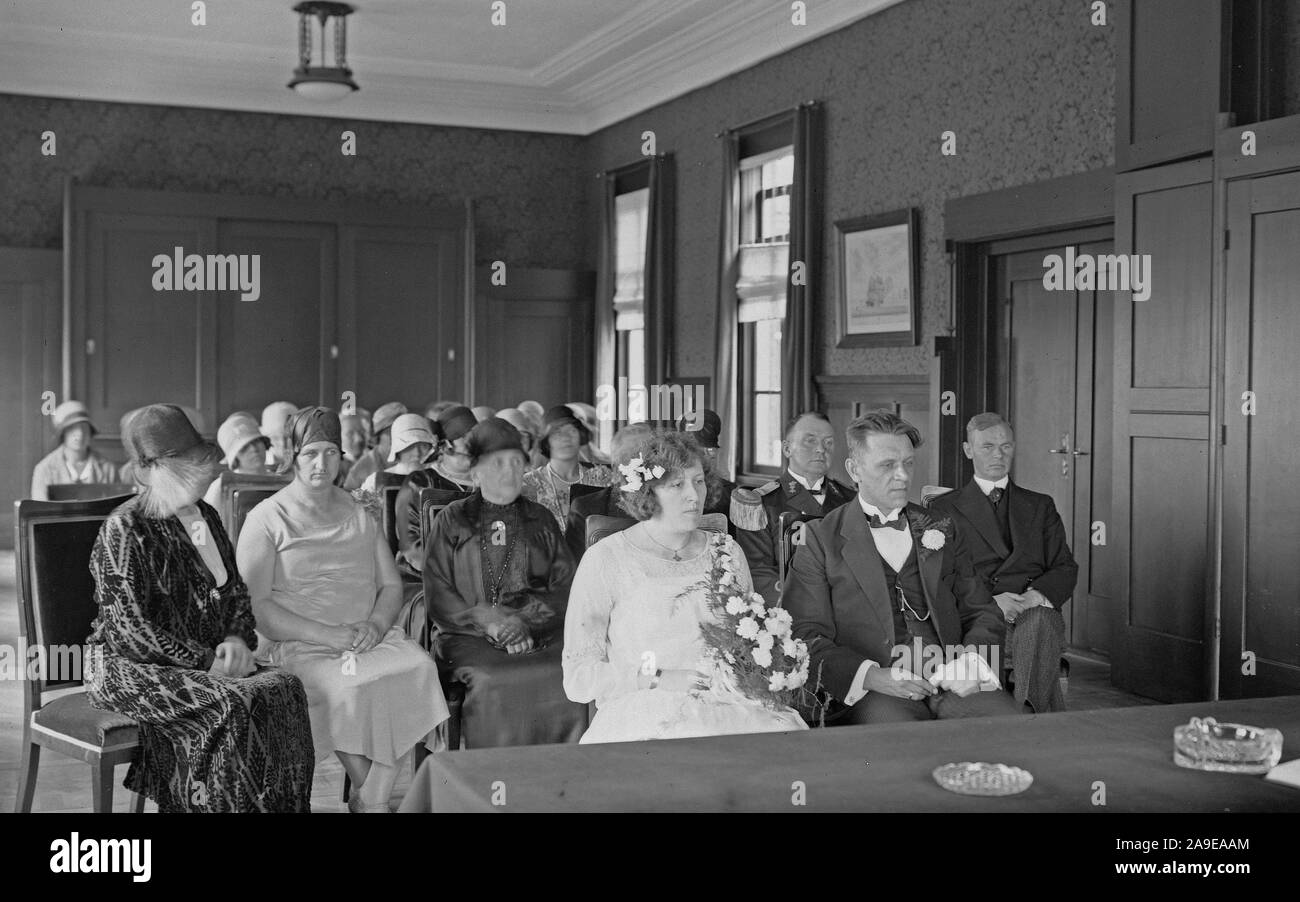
834, 207, 920, 347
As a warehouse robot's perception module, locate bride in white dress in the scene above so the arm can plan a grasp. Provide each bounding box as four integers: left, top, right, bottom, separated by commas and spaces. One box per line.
563, 430, 808, 743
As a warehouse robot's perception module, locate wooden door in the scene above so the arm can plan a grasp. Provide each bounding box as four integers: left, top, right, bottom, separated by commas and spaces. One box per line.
75, 210, 217, 442
991, 228, 1115, 653
338, 224, 464, 413
0, 249, 61, 547
1112, 159, 1215, 702
1221, 170, 1300, 697
474, 268, 594, 410
1115, 0, 1226, 172
215, 220, 336, 416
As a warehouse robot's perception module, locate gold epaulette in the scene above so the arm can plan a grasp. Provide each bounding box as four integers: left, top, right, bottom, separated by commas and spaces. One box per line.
730, 481, 779, 531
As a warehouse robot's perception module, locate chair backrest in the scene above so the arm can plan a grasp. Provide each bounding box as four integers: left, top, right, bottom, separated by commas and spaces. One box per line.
380, 481, 403, 555
46, 483, 137, 502
585, 514, 634, 548
586, 512, 728, 550
418, 487, 470, 549
921, 485, 954, 506
14, 495, 134, 710
221, 473, 290, 547
569, 482, 606, 502
778, 510, 823, 596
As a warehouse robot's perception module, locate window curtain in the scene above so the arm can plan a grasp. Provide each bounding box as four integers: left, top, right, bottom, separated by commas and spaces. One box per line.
713, 133, 742, 478
643, 154, 675, 400
594, 172, 618, 412
781, 102, 822, 423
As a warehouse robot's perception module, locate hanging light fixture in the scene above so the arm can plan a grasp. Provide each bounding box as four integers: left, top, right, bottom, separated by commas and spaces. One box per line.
288, 2, 359, 101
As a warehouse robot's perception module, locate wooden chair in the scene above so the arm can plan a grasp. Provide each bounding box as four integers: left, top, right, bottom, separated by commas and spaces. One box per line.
921, 485, 954, 506
13, 495, 146, 813
379, 481, 403, 556
585, 512, 729, 549
46, 483, 137, 501
219, 472, 289, 547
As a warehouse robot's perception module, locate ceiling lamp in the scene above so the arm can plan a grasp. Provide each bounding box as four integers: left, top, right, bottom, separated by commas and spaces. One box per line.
288, 2, 359, 101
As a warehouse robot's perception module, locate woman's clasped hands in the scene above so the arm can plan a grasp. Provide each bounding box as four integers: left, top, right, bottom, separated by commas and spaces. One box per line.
209, 636, 256, 678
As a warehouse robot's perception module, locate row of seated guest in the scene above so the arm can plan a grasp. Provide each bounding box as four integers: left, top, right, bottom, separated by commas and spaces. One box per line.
86, 404, 448, 813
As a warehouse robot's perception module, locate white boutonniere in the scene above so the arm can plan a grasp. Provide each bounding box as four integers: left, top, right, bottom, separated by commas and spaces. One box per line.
921, 528, 946, 551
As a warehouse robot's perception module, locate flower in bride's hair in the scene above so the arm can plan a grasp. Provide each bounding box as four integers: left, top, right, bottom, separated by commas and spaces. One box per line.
651, 465, 665, 479
725, 596, 748, 616
620, 474, 643, 493
736, 617, 760, 640
752, 647, 773, 668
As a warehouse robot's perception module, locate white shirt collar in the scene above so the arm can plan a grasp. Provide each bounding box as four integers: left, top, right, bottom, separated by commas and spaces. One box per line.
857, 497, 904, 523
974, 475, 1009, 494
788, 471, 824, 494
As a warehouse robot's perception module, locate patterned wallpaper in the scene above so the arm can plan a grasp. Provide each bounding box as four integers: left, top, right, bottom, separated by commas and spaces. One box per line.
0, 95, 588, 269
584, 0, 1116, 379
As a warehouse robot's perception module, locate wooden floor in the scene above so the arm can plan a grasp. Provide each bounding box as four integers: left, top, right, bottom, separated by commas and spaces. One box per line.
0, 550, 1156, 814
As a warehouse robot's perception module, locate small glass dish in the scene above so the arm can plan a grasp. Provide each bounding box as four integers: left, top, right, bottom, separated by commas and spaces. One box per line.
932, 762, 1033, 796
1173, 716, 1283, 774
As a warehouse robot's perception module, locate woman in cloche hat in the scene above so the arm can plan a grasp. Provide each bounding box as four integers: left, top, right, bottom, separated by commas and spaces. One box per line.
85, 404, 315, 812
29, 400, 122, 500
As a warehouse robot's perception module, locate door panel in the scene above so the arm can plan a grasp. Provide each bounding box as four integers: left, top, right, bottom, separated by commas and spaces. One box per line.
339, 225, 463, 413
1222, 172, 1300, 697
216, 220, 335, 416
1112, 159, 1215, 702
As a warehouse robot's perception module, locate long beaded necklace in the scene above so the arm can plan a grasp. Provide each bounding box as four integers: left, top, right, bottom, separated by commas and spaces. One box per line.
480, 505, 522, 607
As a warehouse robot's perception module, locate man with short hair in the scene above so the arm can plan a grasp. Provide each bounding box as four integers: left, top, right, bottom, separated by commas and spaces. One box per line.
929, 412, 1077, 712
783, 410, 1020, 724
733, 411, 855, 603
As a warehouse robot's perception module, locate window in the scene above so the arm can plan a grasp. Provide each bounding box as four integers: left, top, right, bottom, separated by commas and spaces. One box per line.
603, 183, 649, 449
737, 145, 793, 475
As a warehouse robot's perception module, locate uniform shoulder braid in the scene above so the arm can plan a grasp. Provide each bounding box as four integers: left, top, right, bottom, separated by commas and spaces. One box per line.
729, 480, 780, 531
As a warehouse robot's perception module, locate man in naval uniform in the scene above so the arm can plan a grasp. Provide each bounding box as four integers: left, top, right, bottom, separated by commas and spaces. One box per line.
732, 411, 856, 603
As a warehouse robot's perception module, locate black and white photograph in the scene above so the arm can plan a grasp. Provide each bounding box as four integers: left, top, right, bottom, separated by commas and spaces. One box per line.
0, 0, 1296, 882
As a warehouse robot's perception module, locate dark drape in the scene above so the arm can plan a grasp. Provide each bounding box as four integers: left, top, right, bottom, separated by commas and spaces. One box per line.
594, 173, 618, 409
643, 154, 675, 395
713, 134, 741, 477
781, 102, 823, 423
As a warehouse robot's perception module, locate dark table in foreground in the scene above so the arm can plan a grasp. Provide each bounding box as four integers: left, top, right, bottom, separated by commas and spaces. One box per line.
398, 696, 1300, 812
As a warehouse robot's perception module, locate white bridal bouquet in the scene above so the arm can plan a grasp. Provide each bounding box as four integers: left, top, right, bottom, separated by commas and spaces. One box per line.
683, 533, 815, 710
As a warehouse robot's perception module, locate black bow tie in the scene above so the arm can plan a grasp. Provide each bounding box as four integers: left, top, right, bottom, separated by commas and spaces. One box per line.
987, 487, 1005, 505
867, 513, 907, 531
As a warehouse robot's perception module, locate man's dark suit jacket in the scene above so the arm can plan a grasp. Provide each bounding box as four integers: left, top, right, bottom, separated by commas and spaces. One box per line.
928, 480, 1077, 606
782, 500, 1005, 703
735, 470, 856, 604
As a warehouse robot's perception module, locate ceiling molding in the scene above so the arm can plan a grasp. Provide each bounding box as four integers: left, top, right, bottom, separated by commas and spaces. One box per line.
0, 0, 906, 135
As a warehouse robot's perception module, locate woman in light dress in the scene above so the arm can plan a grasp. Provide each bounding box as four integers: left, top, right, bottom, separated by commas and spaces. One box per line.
563, 430, 807, 743
237, 406, 448, 812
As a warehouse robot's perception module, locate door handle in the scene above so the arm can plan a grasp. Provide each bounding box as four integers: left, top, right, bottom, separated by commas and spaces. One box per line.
1049, 448, 1069, 454
1071, 449, 1090, 456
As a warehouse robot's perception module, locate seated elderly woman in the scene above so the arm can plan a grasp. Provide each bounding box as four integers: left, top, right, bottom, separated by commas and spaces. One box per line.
85, 404, 314, 812
30, 401, 122, 500
521, 405, 616, 533
563, 429, 807, 743
338, 408, 371, 486
359, 413, 440, 493
394, 405, 478, 578
203, 411, 274, 507
423, 418, 588, 748
236, 407, 449, 812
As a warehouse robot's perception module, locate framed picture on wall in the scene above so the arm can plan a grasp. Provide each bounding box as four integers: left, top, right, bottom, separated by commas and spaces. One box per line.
834, 207, 920, 347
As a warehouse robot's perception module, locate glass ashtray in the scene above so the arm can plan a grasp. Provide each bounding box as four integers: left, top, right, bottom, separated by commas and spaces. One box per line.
1173, 717, 1283, 774
932, 762, 1033, 796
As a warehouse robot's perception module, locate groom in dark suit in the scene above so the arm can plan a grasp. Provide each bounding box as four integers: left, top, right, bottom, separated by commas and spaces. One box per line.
929, 412, 1077, 712
783, 411, 1021, 724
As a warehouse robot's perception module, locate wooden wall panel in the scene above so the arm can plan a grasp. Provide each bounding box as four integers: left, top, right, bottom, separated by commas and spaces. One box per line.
814, 375, 929, 498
